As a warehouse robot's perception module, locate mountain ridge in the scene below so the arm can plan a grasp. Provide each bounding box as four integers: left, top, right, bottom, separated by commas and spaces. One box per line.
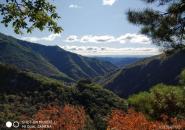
0, 33, 117, 82
99, 49, 185, 98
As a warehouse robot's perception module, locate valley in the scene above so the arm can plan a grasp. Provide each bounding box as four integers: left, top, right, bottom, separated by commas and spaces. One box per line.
0, 33, 185, 130
0, 0, 185, 129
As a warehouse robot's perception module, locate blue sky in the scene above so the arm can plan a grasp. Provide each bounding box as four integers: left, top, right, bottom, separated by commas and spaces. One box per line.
0, 0, 162, 56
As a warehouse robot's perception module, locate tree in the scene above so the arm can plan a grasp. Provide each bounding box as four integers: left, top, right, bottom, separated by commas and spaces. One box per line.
0, 0, 63, 34
107, 109, 185, 130
128, 84, 185, 120
179, 68, 185, 85
127, 0, 185, 50
107, 109, 152, 130
30, 104, 86, 130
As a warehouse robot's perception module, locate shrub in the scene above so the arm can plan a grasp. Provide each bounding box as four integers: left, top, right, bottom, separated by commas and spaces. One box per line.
107, 109, 185, 130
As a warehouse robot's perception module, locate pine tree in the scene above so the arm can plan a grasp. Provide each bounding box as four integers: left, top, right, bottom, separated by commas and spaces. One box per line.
127, 0, 185, 50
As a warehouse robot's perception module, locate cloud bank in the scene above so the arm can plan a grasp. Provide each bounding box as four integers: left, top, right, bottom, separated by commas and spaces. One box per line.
61, 46, 160, 56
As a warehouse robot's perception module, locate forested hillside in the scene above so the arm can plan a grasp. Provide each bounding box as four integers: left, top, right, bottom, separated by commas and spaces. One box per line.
100, 49, 185, 97
0, 63, 126, 130
0, 33, 116, 82
0, 0, 185, 129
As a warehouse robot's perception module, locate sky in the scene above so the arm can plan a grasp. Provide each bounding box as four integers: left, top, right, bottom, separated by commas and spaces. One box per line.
0, 0, 163, 56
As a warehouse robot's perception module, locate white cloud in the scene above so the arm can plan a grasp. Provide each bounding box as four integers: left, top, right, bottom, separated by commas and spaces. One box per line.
80, 35, 115, 43
21, 34, 61, 43
103, 0, 117, 6
117, 33, 151, 44
60, 45, 160, 56
64, 34, 151, 45
69, 4, 81, 8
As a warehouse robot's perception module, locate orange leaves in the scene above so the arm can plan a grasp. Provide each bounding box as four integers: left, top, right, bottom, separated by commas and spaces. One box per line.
32, 104, 86, 130
107, 109, 150, 130
168, 117, 185, 130
59, 104, 86, 130
20, 105, 185, 130
107, 109, 185, 130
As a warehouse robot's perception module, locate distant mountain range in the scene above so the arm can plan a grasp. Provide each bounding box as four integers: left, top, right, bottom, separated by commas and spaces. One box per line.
95, 57, 143, 67
98, 49, 185, 98
1, 32, 185, 99
0, 33, 117, 82
1, 32, 185, 129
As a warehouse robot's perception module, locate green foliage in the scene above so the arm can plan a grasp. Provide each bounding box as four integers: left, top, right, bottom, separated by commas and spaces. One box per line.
127, 0, 185, 49
179, 68, 185, 85
128, 92, 153, 116
75, 80, 127, 130
128, 84, 185, 120
0, 0, 62, 34
0, 64, 126, 130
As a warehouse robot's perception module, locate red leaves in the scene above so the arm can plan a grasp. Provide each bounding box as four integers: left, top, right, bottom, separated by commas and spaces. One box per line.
21, 106, 185, 130
58, 105, 86, 130
107, 109, 185, 130
32, 104, 86, 130
107, 109, 150, 130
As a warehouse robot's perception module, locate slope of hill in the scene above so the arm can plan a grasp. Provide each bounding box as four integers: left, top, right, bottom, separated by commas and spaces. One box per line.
0, 63, 126, 130
0, 33, 73, 82
100, 49, 185, 98
19, 41, 117, 80
0, 33, 117, 81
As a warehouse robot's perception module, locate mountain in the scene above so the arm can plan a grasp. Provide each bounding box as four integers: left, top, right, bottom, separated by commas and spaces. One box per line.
0, 33, 117, 81
0, 33, 73, 82
99, 49, 185, 98
0, 63, 126, 129
95, 57, 143, 68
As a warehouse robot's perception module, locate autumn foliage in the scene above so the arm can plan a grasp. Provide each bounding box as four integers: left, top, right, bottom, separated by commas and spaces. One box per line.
31, 104, 86, 130
107, 109, 185, 130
